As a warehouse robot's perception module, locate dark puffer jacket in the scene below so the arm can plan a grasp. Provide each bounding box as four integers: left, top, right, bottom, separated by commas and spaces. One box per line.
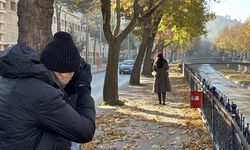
0, 44, 95, 150
54, 59, 94, 150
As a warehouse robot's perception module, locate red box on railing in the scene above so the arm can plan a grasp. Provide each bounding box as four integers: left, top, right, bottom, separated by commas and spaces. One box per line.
190, 90, 203, 108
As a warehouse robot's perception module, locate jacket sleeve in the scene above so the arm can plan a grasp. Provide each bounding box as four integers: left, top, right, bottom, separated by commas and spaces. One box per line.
37, 90, 95, 143
76, 85, 96, 127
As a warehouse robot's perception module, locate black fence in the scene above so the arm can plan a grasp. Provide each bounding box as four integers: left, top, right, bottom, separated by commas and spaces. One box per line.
184, 64, 250, 150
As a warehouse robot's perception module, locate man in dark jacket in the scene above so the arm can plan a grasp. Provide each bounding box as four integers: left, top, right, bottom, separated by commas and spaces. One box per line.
0, 31, 95, 150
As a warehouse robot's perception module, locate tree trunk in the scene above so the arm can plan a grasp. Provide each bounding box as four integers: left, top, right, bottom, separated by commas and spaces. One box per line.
55, 4, 61, 32
101, 0, 140, 103
103, 39, 120, 103
153, 38, 164, 54
170, 50, 176, 62
141, 35, 155, 77
141, 15, 162, 77
130, 18, 151, 85
17, 0, 54, 53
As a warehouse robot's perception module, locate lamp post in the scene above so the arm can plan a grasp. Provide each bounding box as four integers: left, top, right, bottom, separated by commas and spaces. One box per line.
85, 13, 89, 63
99, 18, 102, 65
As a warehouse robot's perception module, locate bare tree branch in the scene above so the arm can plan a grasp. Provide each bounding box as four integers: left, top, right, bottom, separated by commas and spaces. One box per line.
163, 40, 173, 48
114, 0, 121, 36
117, 0, 140, 42
101, 0, 113, 43
140, 0, 163, 19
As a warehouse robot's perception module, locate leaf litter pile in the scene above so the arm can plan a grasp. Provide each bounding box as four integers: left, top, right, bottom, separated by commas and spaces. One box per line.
81, 67, 213, 150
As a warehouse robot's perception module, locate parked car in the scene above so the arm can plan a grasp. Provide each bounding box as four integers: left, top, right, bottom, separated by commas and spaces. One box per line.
119, 60, 134, 74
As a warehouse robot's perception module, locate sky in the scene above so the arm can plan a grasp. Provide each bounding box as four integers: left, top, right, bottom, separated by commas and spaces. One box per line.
208, 0, 250, 22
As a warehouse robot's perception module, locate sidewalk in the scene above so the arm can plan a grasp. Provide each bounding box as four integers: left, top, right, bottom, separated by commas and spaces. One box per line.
91, 64, 106, 74
81, 66, 213, 150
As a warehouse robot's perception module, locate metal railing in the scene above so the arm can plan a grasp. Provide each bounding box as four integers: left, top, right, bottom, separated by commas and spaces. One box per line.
184, 64, 250, 150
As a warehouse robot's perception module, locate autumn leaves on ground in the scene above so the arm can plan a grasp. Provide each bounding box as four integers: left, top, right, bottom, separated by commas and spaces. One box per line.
82, 66, 213, 150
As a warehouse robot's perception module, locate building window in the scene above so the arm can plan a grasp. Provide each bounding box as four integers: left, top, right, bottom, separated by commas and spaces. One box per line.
2, 3, 6, 9
11, 2, 16, 12
61, 19, 65, 26
4, 45, 8, 49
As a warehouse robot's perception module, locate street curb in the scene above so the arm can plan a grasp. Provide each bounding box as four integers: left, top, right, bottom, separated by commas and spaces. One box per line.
91, 69, 106, 74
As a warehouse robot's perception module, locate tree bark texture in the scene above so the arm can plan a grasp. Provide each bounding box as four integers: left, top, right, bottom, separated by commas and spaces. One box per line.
114, 0, 121, 36
142, 15, 162, 77
17, 0, 54, 53
130, 17, 151, 85
103, 39, 120, 103
141, 35, 155, 77
170, 50, 176, 62
153, 38, 163, 53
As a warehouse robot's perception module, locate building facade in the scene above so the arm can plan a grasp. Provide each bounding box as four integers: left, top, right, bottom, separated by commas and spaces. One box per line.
0, 0, 18, 50
0, 1, 104, 65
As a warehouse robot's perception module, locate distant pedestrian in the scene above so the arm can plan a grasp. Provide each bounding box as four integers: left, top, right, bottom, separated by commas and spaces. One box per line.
152, 52, 171, 105
96, 54, 100, 71
176, 61, 182, 75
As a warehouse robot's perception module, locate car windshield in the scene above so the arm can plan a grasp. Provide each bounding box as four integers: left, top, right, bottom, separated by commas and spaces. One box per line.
122, 61, 133, 65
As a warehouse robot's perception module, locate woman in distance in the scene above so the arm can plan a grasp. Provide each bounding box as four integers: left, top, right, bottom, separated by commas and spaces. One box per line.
152, 52, 171, 105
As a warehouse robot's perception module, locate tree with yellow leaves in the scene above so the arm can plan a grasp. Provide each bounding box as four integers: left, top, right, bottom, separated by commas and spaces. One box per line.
101, 0, 163, 104
131, 0, 213, 84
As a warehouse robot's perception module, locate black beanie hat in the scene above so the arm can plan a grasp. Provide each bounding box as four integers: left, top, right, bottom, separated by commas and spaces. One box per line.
40, 31, 81, 73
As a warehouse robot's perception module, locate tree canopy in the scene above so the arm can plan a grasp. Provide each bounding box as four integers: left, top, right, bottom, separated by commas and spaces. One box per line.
214, 19, 250, 55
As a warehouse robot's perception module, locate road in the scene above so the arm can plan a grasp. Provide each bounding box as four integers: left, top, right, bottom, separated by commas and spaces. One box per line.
71, 71, 130, 150
91, 71, 130, 103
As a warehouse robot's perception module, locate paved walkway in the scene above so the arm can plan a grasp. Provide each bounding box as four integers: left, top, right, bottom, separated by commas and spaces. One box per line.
91, 64, 106, 74
81, 65, 213, 150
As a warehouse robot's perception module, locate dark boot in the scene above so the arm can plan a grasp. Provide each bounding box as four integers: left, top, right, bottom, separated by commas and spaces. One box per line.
157, 93, 161, 104
162, 92, 166, 105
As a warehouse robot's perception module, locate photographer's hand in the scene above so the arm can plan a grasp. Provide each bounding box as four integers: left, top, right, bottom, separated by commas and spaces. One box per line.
64, 59, 92, 95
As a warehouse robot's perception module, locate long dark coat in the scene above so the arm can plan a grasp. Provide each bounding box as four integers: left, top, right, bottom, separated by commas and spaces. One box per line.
0, 44, 95, 150
152, 58, 171, 93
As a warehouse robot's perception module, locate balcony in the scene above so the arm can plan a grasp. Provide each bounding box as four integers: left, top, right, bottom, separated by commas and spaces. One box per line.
0, 0, 6, 3
0, 20, 6, 24
0, 9, 6, 14
0, 41, 6, 45
0, 30, 6, 34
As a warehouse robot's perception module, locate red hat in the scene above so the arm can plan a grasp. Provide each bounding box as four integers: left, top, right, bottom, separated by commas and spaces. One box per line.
156, 52, 163, 57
